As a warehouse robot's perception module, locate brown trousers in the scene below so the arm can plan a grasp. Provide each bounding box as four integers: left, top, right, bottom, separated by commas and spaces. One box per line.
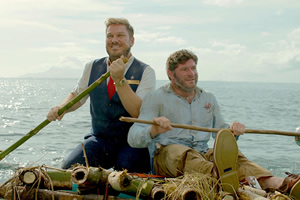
154, 144, 272, 182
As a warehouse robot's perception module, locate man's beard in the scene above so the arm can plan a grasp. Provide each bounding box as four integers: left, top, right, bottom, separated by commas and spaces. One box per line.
174, 73, 197, 93
107, 46, 131, 61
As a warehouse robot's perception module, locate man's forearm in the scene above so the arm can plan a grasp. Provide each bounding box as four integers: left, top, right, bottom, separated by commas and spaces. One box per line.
60, 92, 82, 113
116, 83, 142, 118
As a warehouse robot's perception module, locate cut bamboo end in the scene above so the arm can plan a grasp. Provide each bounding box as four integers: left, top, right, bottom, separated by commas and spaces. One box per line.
238, 188, 269, 199
71, 166, 89, 185
243, 185, 267, 197
151, 185, 165, 200
222, 195, 235, 200
20, 170, 38, 185
108, 171, 132, 191
181, 187, 201, 200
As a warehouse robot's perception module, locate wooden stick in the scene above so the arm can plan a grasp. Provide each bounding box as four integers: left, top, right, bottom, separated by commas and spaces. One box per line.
0, 58, 128, 161
82, 143, 89, 168
119, 117, 300, 137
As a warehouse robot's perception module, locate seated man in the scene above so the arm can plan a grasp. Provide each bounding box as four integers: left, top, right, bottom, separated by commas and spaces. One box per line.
47, 18, 156, 173
127, 49, 300, 198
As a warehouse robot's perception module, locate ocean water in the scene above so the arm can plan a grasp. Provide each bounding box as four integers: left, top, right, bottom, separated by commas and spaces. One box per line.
0, 78, 300, 184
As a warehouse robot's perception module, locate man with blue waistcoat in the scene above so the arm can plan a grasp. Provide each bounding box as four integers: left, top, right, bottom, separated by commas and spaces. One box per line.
47, 18, 156, 173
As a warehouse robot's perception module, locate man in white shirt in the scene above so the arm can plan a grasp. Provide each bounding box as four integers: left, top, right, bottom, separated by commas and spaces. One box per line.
47, 18, 156, 172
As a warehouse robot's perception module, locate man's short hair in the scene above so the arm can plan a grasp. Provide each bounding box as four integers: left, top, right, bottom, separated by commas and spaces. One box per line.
105, 18, 134, 38
166, 49, 198, 72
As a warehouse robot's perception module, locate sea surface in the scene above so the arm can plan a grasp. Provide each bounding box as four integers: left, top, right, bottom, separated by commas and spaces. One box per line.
0, 78, 300, 184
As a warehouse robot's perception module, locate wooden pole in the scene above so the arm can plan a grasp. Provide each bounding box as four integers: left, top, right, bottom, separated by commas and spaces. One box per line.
0, 58, 128, 161
119, 117, 300, 137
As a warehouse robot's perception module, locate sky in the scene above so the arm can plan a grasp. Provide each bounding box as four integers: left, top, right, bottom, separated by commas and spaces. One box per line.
0, 0, 300, 83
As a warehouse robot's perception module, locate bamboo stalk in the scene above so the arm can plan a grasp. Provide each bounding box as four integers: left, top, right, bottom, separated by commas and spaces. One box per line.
151, 185, 166, 200
46, 170, 73, 190
238, 188, 269, 200
108, 171, 132, 191
1, 186, 131, 200
243, 185, 267, 197
18, 169, 73, 190
120, 117, 300, 137
180, 186, 201, 200
0, 58, 129, 161
0, 72, 109, 161
71, 166, 111, 188
108, 171, 154, 198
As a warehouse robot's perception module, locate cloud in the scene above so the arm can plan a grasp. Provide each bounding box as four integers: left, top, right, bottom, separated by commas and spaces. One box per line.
202, 0, 244, 7
261, 32, 270, 37
135, 31, 187, 46
189, 41, 246, 58
255, 50, 300, 73
0, 19, 70, 33
0, 0, 121, 15
0, 0, 299, 83
257, 27, 300, 70
288, 27, 300, 48
275, 9, 284, 15
210, 41, 246, 56
28, 43, 85, 53
156, 37, 187, 46
129, 13, 223, 29
183, 27, 300, 82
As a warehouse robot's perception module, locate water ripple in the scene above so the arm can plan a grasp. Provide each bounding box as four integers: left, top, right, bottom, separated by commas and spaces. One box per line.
1, 79, 300, 184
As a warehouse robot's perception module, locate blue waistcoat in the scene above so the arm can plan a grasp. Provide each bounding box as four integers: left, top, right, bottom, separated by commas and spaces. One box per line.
88, 57, 147, 145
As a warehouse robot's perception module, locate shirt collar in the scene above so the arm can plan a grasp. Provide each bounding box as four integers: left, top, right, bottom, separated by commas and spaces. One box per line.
163, 83, 202, 98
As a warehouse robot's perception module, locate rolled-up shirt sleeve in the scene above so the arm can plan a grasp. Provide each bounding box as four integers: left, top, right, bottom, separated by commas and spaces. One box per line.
135, 66, 156, 99
71, 60, 94, 105
128, 92, 156, 148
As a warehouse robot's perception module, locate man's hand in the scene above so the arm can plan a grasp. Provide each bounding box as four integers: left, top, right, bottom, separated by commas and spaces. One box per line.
230, 121, 245, 136
47, 106, 65, 121
109, 55, 127, 83
150, 117, 173, 138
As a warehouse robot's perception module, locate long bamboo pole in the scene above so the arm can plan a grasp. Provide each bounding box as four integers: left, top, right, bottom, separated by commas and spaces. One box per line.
0, 72, 114, 161
119, 117, 300, 137
0, 58, 129, 161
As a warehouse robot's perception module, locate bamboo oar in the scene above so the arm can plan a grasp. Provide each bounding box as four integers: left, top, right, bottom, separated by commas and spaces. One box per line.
0, 72, 110, 161
0, 58, 128, 161
119, 117, 300, 137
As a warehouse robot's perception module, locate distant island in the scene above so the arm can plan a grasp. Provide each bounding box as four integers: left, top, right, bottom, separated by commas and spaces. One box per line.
20, 67, 83, 79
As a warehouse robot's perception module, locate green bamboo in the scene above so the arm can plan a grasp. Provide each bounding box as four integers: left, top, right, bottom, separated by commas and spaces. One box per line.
0, 71, 111, 161
46, 170, 73, 189
109, 171, 155, 198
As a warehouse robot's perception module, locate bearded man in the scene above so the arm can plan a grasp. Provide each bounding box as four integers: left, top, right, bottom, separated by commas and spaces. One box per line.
128, 49, 300, 198
47, 18, 155, 172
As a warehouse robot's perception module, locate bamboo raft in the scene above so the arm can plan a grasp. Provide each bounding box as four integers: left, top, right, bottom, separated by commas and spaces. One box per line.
0, 165, 293, 200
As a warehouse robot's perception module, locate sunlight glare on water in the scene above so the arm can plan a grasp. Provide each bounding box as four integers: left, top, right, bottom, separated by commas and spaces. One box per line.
0, 78, 300, 184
